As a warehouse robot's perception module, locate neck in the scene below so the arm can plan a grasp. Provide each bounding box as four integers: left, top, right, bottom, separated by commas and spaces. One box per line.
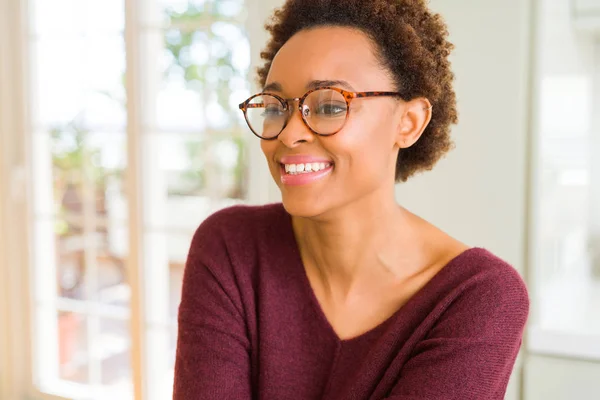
292, 190, 420, 299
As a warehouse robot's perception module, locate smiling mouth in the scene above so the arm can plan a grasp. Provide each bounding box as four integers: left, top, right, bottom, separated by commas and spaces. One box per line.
281, 162, 334, 175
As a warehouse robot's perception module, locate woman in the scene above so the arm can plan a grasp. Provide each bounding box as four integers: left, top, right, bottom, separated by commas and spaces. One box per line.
174, 0, 529, 399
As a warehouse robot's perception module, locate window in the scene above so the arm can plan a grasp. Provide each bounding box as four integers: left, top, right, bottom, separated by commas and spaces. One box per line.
25, 0, 251, 398
528, 0, 600, 360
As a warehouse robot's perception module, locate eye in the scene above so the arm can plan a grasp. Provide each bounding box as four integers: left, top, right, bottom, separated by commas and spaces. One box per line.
261, 105, 286, 118
315, 101, 347, 117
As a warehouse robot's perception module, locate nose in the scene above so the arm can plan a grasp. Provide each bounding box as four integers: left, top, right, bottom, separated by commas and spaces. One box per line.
277, 99, 315, 148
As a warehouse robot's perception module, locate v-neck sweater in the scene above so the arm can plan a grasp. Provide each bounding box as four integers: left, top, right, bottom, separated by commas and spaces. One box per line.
174, 203, 529, 400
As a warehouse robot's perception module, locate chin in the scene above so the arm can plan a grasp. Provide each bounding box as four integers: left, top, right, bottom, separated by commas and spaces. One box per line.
280, 193, 329, 219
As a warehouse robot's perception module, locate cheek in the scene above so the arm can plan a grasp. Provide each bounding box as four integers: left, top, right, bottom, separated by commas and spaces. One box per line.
333, 116, 396, 175
259, 140, 269, 156
259, 141, 279, 173
260, 141, 277, 161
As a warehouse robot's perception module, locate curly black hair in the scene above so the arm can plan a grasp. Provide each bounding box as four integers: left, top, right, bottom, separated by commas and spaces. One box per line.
257, 0, 457, 182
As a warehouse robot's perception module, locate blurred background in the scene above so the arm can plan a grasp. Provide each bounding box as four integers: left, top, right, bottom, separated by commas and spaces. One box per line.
0, 0, 598, 399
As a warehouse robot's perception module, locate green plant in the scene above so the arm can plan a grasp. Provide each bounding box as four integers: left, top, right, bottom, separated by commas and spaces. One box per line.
164, 2, 248, 199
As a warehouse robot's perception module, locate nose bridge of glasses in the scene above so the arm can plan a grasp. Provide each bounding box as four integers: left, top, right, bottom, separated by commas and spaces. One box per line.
284, 97, 309, 126
282, 97, 303, 112
278, 96, 315, 140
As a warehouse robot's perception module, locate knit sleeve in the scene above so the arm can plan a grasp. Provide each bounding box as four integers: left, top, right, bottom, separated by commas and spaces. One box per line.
173, 212, 252, 399
385, 265, 529, 400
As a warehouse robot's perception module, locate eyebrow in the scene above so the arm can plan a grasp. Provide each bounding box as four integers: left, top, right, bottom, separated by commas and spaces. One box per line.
262, 79, 356, 94
306, 80, 356, 91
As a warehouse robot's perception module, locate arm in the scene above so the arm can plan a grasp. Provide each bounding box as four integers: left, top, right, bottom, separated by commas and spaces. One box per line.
385, 268, 529, 400
173, 220, 252, 399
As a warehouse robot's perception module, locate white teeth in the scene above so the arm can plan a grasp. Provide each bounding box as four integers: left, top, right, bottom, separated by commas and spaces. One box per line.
284, 162, 331, 174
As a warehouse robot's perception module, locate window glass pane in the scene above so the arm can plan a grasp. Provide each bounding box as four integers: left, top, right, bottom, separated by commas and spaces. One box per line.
58, 312, 89, 385
30, 1, 131, 397
162, 0, 209, 16
31, 37, 126, 129
41, 130, 127, 221
99, 318, 132, 395
142, 231, 192, 324
87, 0, 126, 34
35, 309, 90, 393
31, 0, 124, 36
150, 25, 250, 131
213, 0, 245, 17
31, 216, 129, 308
38, 313, 133, 399
32, 35, 126, 131
146, 326, 176, 399
532, 0, 600, 352
140, 4, 250, 398
32, 38, 88, 127
142, 133, 245, 225
31, 0, 88, 36
48, 123, 128, 305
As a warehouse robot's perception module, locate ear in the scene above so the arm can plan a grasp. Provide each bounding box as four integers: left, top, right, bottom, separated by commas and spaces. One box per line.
394, 97, 432, 148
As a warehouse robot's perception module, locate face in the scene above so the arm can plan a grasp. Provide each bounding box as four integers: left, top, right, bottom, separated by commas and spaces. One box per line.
259, 26, 430, 218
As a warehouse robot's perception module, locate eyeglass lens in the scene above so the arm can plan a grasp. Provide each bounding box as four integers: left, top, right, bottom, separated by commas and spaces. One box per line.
245, 89, 348, 139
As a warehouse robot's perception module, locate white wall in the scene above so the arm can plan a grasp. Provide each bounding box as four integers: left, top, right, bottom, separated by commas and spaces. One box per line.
399, 0, 532, 272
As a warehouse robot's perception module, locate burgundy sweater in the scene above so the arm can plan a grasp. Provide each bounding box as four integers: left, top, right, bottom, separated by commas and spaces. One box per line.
174, 203, 529, 400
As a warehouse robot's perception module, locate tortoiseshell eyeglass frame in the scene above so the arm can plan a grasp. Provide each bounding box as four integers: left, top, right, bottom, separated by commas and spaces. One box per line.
238, 86, 415, 140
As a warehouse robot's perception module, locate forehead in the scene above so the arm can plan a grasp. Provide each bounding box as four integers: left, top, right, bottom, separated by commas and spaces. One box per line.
266, 26, 392, 94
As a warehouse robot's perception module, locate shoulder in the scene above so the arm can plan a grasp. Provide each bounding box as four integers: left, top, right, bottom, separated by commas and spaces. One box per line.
433, 247, 530, 335
193, 203, 285, 242
424, 226, 528, 308
189, 202, 287, 259
198, 202, 285, 230
183, 203, 288, 289
451, 248, 528, 298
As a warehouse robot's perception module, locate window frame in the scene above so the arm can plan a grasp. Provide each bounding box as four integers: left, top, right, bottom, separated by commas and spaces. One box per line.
0, 0, 39, 398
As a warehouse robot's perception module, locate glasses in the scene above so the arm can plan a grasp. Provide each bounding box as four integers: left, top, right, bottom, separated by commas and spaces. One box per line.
238, 86, 406, 140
